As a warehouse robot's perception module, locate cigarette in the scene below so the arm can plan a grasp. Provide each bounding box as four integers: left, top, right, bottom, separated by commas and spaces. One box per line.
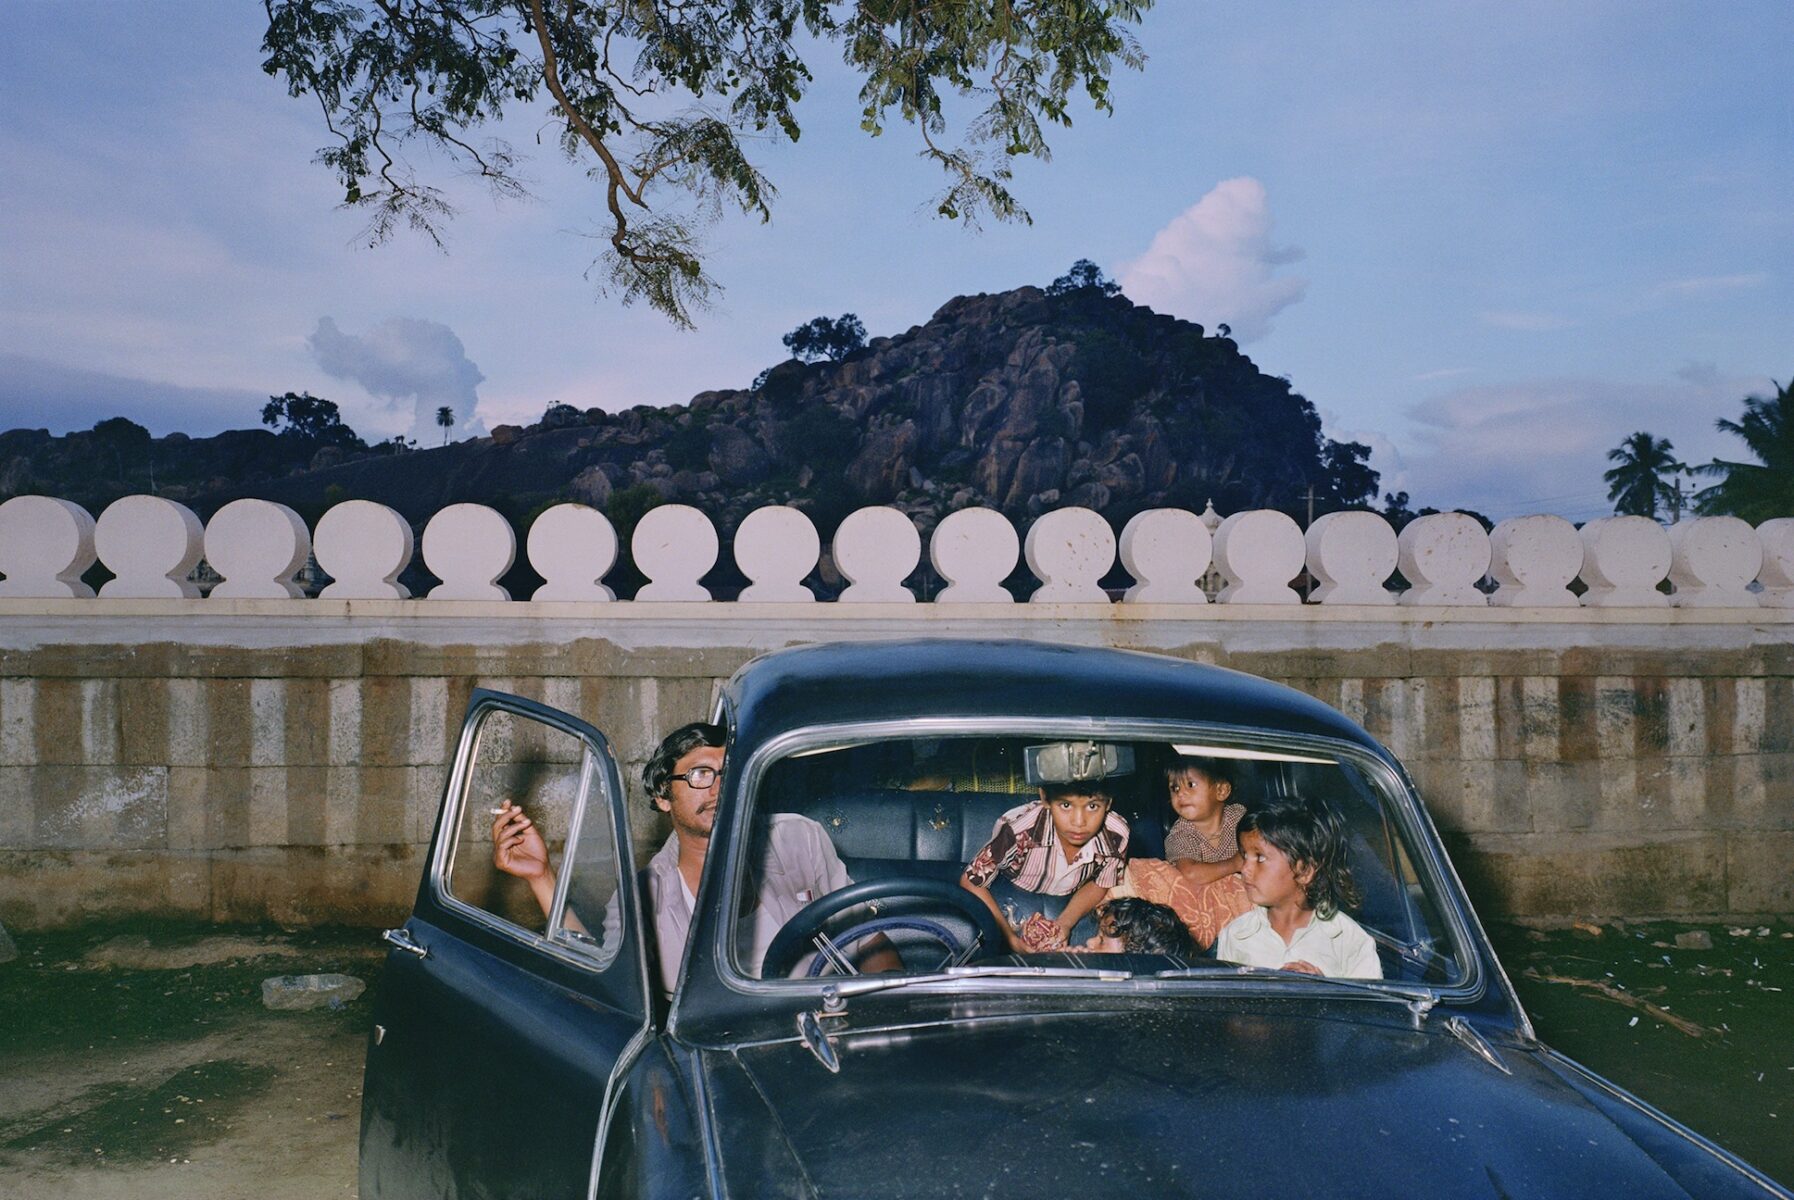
488, 806, 509, 815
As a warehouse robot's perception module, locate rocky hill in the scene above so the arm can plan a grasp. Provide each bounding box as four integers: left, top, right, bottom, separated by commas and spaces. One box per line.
2, 285, 1376, 554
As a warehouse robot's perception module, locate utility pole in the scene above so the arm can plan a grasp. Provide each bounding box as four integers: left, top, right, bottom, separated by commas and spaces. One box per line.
1303, 484, 1317, 529
1668, 473, 1687, 523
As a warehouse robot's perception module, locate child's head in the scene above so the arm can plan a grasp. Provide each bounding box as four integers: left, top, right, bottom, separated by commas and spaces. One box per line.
1089, 899, 1199, 957
1038, 782, 1114, 851
1165, 755, 1233, 823
1237, 795, 1361, 918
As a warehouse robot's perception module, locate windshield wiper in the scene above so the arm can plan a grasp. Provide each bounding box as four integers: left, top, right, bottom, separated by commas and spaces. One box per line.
1151, 964, 1443, 1028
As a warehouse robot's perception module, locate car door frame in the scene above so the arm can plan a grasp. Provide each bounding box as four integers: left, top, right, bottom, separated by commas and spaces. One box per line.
360, 687, 653, 1200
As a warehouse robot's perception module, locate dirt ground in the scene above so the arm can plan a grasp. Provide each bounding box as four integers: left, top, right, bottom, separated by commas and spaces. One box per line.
0, 918, 1788, 1196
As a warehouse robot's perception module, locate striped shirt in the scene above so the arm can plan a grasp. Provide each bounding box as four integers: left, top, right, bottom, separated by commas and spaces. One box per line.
963, 800, 1130, 896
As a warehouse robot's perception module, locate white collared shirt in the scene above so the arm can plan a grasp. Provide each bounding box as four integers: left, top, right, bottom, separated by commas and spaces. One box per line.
1215, 906, 1383, 979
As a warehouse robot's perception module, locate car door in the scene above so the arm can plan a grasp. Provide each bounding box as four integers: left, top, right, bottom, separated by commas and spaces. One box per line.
360, 689, 650, 1200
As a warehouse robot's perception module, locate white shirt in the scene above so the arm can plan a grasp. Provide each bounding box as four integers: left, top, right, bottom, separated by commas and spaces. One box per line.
1215, 906, 1383, 979
644, 812, 851, 994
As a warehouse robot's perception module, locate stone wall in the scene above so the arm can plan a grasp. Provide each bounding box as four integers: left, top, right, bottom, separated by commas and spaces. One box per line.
1, 600, 1788, 929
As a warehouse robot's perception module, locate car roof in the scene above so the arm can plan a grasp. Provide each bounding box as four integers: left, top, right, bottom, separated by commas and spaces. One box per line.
722, 639, 1384, 754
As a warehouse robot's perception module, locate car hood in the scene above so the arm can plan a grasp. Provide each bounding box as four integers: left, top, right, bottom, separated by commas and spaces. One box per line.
696, 1006, 1777, 1199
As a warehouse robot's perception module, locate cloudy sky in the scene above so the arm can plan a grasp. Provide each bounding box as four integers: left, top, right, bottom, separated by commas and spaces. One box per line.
1, 1, 1788, 519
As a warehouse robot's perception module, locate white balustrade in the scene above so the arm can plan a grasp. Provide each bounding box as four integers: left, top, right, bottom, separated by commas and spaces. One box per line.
0, 496, 97, 598
1305, 511, 1396, 605
527, 503, 617, 601
1026, 507, 1115, 603
1579, 516, 1671, 608
1213, 509, 1303, 604
1667, 516, 1762, 608
422, 503, 515, 601
835, 506, 920, 602
1758, 518, 1794, 608
1119, 508, 1210, 603
94, 496, 205, 598
206, 499, 311, 598
930, 507, 1018, 603
632, 504, 717, 601
1488, 514, 1582, 608
315, 500, 415, 599
735, 505, 818, 602
1397, 512, 1490, 606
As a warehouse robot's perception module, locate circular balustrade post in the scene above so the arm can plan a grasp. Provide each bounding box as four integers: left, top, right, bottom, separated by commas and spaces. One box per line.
1119, 508, 1210, 603
1213, 510, 1304, 604
1397, 512, 1490, 606
315, 500, 415, 599
930, 507, 1019, 603
835, 506, 920, 602
422, 504, 515, 601
1757, 518, 1794, 608
1025, 507, 1116, 603
94, 495, 204, 598
0, 496, 97, 598
1488, 514, 1582, 608
526, 503, 618, 601
1578, 516, 1672, 608
1305, 511, 1396, 605
632, 504, 718, 601
205, 499, 311, 598
735, 506, 819, 602
1667, 516, 1762, 607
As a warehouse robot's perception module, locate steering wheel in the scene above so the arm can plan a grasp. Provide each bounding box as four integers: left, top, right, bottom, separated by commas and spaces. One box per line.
762, 877, 1008, 979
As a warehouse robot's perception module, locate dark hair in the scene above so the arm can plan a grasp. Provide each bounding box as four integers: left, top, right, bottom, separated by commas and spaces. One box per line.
1039, 781, 1114, 806
1239, 795, 1361, 918
1099, 899, 1199, 957
642, 721, 726, 801
1167, 755, 1233, 788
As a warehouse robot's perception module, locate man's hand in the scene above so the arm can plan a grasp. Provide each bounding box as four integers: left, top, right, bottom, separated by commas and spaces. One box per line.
491, 801, 550, 882
1280, 960, 1323, 975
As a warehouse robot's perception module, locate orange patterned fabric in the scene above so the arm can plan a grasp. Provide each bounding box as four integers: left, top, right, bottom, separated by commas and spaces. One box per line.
1112, 859, 1254, 950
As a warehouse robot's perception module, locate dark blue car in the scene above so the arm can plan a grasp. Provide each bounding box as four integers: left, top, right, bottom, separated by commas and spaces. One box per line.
359, 639, 1789, 1198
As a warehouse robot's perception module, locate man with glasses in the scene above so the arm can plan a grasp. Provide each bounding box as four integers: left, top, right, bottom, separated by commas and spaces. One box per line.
493, 720, 895, 994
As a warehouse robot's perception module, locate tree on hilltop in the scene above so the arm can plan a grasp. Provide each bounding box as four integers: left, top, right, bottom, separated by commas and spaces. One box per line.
436, 406, 455, 446
1603, 431, 1682, 519
782, 314, 867, 363
1693, 379, 1793, 521
261, 392, 364, 448
261, 2, 1153, 328
1047, 259, 1121, 297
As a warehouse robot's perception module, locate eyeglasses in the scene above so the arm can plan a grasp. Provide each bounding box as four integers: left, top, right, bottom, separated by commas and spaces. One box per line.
668, 765, 720, 790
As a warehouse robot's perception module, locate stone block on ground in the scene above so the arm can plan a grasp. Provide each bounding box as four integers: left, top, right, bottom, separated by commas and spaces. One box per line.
261, 972, 366, 1010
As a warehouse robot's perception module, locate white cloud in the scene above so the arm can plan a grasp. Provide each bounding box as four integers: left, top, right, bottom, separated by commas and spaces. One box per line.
1393, 370, 1772, 520
1117, 178, 1307, 342
308, 317, 489, 442
1648, 272, 1769, 300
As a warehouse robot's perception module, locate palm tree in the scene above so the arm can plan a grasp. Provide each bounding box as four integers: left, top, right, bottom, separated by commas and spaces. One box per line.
1693, 379, 1794, 521
1603, 431, 1682, 519
436, 405, 455, 446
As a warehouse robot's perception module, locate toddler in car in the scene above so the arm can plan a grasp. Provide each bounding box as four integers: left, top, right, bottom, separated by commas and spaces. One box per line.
961, 779, 1131, 954
1163, 755, 1247, 885
1214, 794, 1382, 979
1083, 898, 1201, 958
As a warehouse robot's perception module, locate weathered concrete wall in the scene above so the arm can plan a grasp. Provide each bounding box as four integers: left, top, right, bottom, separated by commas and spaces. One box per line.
1, 599, 1789, 927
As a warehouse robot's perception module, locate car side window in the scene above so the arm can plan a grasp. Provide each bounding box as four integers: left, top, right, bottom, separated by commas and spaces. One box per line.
444, 706, 624, 967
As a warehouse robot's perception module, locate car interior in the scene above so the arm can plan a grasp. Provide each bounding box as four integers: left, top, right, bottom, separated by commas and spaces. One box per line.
751, 733, 1464, 985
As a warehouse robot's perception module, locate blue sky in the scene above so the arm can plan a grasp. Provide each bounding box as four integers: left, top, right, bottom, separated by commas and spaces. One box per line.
1, 1, 1788, 520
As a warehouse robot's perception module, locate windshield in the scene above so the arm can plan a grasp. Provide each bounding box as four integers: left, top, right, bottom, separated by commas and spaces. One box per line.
728, 731, 1469, 989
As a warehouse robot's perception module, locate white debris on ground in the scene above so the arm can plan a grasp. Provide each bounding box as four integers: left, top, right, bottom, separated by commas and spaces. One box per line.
260, 975, 366, 1012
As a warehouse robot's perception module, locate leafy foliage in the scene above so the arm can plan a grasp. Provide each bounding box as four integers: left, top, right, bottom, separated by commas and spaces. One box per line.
436, 405, 455, 445
260, 392, 364, 447
782, 314, 867, 363
262, 1, 1153, 327
1047, 258, 1120, 297
1693, 379, 1793, 521
1603, 431, 1682, 519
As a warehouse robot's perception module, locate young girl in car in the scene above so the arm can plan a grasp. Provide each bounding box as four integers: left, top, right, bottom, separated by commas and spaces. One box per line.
1163, 755, 1247, 884
1214, 794, 1382, 979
